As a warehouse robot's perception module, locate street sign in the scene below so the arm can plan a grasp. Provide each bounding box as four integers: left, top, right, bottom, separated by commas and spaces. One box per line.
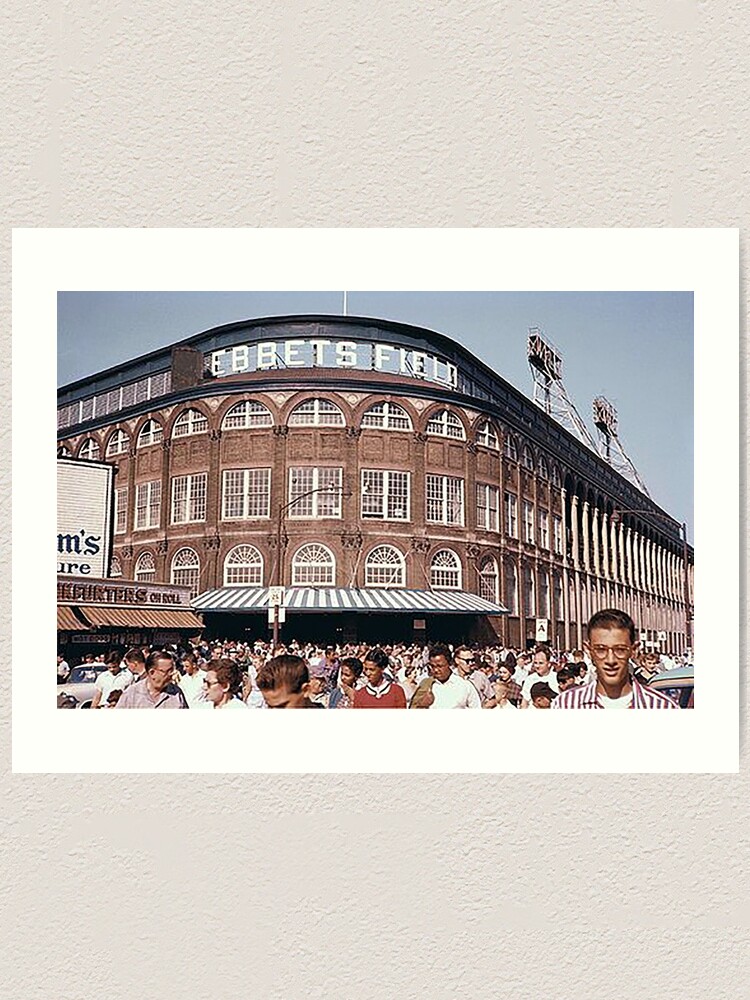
535, 618, 549, 642
267, 605, 286, 625
657, 630, 667, 643
268, 587, 285, 607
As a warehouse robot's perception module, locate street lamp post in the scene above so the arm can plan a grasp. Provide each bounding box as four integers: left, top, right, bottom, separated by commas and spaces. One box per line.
611, 509, 691, 654
271, 485, 351, 646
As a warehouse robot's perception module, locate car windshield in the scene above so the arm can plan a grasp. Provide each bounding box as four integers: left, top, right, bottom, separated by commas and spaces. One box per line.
69, 666, 104, 683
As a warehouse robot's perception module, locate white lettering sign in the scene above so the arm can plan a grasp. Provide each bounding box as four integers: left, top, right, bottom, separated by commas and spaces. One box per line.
208, 339, 460, 388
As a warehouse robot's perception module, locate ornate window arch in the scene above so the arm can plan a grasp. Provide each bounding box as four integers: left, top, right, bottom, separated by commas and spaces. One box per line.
504, 434, 518, 461
134, 551, 156, 582
365, 545, 406, 588
57, 444, 72, 458
479, 556, 499, 603
222, 400, 274, 430
291, 543, 336, 585
223, 544, 264, 586
522, 444, 534, 471
551, 464, 562, 488
288, 398, 344, 427
430, 549, 462, 590
110, 555, 123, 578
538, 455, 549, 480
78, 437, 100, 461
361, 401, 412, 431
106, 429, 129, 457
426, 409, 466, 440
172, 408, 208, 438
171, 547, 201, 597
137, 419, 163, 449
477, 421, 499, 450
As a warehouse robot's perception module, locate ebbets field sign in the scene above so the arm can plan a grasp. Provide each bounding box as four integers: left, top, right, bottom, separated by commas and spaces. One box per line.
57, 458, 114, 577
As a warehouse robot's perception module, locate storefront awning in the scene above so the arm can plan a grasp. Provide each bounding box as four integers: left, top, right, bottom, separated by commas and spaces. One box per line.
77, 606, 204, 630
57, 606, 90, 631
192, 587, 507, 616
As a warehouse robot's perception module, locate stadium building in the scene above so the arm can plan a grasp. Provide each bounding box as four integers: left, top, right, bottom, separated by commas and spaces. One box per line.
57, 315, 693, 650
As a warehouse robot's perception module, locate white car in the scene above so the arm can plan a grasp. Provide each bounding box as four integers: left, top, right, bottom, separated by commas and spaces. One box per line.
56, 664, 108, 708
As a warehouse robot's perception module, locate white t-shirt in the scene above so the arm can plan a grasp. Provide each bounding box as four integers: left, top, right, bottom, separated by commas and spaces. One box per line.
95, 668, 133, 705
430, 671, 482, 709
599, 692, 634, 709
521, 670, 559, 705
178, 669, 207, 707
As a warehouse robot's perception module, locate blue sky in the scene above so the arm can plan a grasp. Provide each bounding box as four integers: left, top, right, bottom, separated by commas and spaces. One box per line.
58, 290, 693, 534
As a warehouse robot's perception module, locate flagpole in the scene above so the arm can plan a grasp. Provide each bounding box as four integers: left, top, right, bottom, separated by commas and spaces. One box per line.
343, 291, 348, 316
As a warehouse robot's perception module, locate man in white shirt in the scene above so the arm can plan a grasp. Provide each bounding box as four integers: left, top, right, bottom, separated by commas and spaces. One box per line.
91, 652, 133, 708
177, 652, 207, 707
427, 645, 481, 709
520, 647, 559, 708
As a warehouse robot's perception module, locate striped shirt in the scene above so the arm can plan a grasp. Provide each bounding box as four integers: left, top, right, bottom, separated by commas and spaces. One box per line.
552, 678, 679, 710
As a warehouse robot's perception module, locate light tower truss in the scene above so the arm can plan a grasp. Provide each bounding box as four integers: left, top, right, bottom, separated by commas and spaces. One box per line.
527, 329, 598, 452
592, 396, 651, 497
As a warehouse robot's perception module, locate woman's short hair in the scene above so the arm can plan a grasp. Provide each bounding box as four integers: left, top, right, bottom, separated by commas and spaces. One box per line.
339, 656, 363, 679
206, 657, 243, 696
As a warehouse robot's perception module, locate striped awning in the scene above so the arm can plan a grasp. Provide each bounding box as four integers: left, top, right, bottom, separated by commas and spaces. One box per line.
192, 587, 507, 616
57, 605, 89, 631
78, 606, 204, 630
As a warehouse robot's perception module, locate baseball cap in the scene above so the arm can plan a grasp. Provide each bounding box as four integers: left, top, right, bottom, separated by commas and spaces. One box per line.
530, 681, 557, 701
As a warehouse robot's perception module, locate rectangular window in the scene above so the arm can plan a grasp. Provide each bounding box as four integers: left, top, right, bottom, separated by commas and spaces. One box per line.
476, 483, 499, 531
121, 382, 137, 409
114, 487, 127, 534
288, 468, 343, 518
361, 470, 410, 520
221, 469, 271, 520
426, 475, 464, 526
523, 500, 535, 544
134, 480, 161, 530
539, 509, 549, 549
504, 492, 518, 538
171, 473, 207, 524
553, 515, 563, 555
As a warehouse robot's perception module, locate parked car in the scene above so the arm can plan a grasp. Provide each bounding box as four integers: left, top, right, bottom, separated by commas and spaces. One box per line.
56, 664, 108, 708
648, 664, 694, 708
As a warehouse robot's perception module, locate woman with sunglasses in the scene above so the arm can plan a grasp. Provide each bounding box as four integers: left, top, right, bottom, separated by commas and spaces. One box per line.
200, 658, 249, 710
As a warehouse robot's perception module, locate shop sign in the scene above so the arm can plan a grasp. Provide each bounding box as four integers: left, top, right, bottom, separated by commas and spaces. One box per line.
57, 576, 191, 607
57, 458, 113, 577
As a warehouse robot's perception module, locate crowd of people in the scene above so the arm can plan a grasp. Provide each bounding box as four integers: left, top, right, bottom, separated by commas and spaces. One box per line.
57, 608, 689, 710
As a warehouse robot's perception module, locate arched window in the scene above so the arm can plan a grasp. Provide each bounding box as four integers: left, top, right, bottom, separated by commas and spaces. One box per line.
477, 421, 499, 450
538, 455, 549, 480
134, 551, 156, 582
110, 555, 123, 578
430, 549, 462, 590
551, 464, 561, 488
361, 402, 412, 431
137, 419, 163, 448
426, 409, 465, 440
172, 408, 208, 438
365, 545, 405, 588
57, 444, 71, 458
288, 399, 344, 427
522, 445, 534, 471
504, 434, 518, 461
106, 429, 129, 458
171, 547, 201, 597
223, 545, 264, 586
479, 556, 499, 603
504, 559, 518, 614
553, 573, 563, 620
222, 400, 274, 430
78, 438, 100, 461
291, 543, 335, 586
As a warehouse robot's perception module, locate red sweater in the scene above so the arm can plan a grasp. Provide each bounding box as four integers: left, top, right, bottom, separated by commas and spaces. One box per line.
353, 682, 407, 709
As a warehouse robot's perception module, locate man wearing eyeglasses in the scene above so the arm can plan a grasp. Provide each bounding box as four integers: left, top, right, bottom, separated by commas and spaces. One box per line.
553, 609, 679, 709
519, 646, 559, 709
453, 647, 496, 708
115, 651, 189, 709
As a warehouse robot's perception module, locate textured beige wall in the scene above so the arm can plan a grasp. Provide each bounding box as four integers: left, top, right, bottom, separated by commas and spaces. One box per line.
5, 2, 747, 997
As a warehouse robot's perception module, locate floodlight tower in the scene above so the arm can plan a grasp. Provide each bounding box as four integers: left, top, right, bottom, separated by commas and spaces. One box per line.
592, 396, 651, 497
527, 328, 598, 451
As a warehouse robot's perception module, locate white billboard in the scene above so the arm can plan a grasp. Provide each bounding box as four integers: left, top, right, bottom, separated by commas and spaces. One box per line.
57, 458, 114, 577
